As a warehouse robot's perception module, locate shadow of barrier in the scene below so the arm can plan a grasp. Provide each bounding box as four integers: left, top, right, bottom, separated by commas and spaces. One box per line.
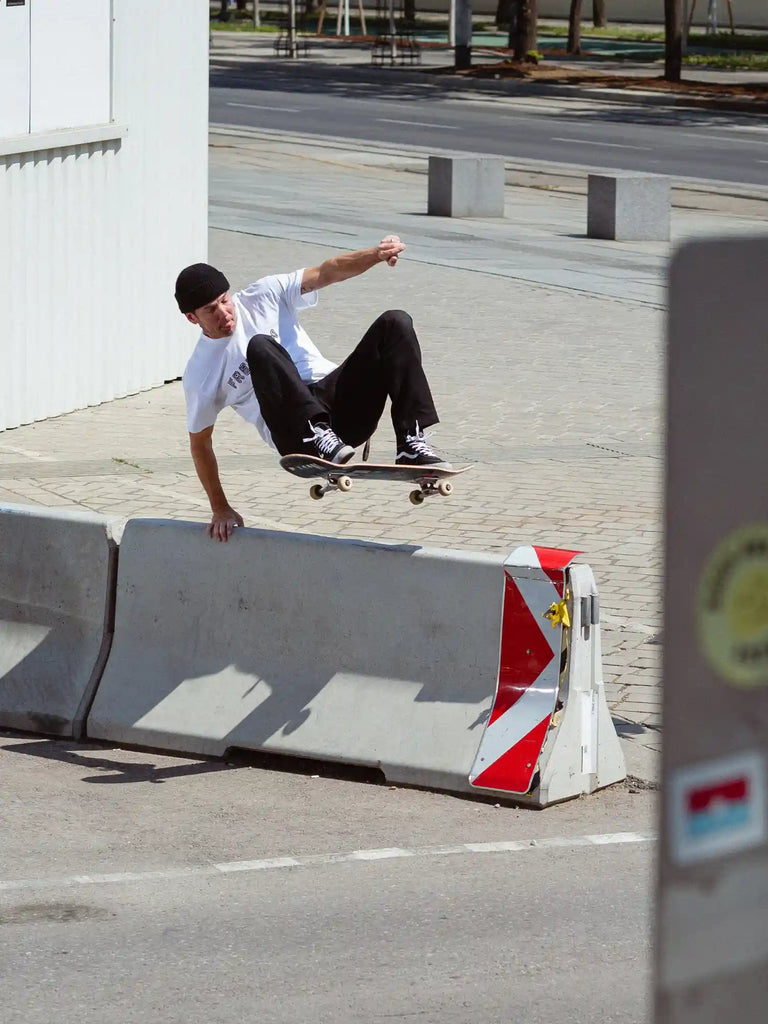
85, 519, 625, 807
0, 504, 119, 739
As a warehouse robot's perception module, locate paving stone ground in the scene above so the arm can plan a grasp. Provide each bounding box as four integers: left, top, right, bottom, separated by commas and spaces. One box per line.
7, 128, 762, 782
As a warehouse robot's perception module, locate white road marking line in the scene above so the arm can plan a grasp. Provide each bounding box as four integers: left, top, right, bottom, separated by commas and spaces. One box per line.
226, 102, 300, 113
586, 832, 652, 845
0, 832, 656, 895
551, 137, 649, 150
217, 856, 301, 873
678, 133, 768, 146
72, 868, 203, 885
377, 118, 460, 130
348, 847, 415, 861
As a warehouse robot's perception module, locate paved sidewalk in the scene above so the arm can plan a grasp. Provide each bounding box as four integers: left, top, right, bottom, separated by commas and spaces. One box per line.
6, 130, 765, 785
210, 125, 767, 306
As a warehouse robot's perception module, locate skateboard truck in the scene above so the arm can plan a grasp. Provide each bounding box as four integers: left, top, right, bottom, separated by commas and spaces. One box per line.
309, 473, 353, 500
407, 478, 453, 505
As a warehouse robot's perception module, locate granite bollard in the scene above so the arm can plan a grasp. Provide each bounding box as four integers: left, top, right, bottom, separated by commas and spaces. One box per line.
587, 173, 671, 241
428, 155, 505, 218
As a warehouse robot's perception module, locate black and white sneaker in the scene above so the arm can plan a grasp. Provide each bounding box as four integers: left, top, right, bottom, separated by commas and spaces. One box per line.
303, 422, 355, 464
395, 424, 452, 469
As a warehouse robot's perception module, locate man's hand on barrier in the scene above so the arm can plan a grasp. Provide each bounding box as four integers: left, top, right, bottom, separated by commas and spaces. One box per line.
208, 507, 244, 542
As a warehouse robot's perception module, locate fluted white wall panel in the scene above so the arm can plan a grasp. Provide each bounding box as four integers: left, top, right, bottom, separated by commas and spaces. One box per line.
1, 141, 119, 430
1, 0, 208, 432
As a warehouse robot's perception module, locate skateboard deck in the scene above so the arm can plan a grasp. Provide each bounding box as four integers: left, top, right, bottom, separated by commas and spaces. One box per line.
280, 454, 471, 504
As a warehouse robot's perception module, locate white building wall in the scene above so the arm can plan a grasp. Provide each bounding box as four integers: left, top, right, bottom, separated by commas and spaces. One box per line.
0, 0, 208, 432
0, 3, 30, 138
31, 0, 112, 132
111, 0, 209, 398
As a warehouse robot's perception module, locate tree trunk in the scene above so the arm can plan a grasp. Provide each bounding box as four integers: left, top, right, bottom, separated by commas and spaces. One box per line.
509, 0, 537, 60
404, 0, 416, 23
567, 0, 583, 54
592, 0, 607, 28
455, 0, 472, 69
664, 0, 683, 81
527, 0, 538, 54
496, 0, 512, 30
236, 0, 247, 10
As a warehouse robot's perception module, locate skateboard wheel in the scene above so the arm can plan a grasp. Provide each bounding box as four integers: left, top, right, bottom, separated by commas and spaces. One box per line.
337, 475, 352, 492
310, 484, 324, 500
409, 489, 425, 506
437, 481, 453, 497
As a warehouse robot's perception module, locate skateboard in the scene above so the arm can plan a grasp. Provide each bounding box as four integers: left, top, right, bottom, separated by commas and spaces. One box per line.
280, 454, 472, 505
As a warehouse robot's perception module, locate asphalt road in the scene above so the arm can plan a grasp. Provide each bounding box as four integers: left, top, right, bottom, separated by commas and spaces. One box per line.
3, 849, 652, 1024
0, 735, 656, 1024
209, 65, 768, 187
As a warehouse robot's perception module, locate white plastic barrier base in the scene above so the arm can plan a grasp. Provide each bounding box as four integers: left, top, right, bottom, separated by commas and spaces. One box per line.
0, 504, 118, 738
527, 563, 625, 806
87, 520, 625, 806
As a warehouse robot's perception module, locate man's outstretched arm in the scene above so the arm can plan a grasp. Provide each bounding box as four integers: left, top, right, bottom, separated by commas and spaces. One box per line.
301, 235, 405, 293
189, 425, 244, 542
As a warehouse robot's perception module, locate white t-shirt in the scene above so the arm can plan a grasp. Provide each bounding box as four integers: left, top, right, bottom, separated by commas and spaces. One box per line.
182, 270, 337, 448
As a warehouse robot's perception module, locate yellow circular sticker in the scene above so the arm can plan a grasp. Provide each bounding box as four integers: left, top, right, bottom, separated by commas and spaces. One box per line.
698, 524, 768, 687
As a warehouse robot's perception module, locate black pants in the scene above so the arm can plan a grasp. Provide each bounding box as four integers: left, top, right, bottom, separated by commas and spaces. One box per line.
246, 309, 439, 456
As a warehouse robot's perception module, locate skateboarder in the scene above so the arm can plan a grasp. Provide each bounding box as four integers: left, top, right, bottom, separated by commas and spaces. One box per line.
175, 236, 451, 541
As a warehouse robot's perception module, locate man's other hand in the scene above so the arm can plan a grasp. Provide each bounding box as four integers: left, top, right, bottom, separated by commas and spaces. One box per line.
377, 235, 405, 267
208, 507, 244, 542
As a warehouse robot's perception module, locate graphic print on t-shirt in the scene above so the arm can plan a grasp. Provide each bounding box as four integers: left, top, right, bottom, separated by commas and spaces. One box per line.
226, 360, 252, 392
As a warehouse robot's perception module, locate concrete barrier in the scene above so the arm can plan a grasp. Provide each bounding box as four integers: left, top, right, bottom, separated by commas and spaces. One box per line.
87, 520, 624, 806
0, 504, 118, 738
587, 173, 671, 242
428, 155, 505, 218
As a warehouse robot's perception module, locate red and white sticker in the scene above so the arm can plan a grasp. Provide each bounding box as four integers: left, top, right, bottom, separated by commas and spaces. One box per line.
669, 751, 767, 865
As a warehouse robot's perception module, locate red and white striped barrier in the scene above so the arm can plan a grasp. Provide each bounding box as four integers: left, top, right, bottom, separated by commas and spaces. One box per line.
471, 546, 624, 805
471, 546, 580, 797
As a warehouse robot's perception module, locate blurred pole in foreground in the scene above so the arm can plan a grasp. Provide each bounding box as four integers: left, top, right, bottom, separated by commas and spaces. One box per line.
656, 236, 768, 1023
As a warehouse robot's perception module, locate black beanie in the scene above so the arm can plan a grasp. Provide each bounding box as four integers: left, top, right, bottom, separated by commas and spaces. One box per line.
175, 263, 230, 314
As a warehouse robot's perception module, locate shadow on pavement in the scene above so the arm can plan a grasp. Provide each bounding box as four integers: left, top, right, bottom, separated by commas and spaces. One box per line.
613, 716, 658, 737
210, 59, 764, 130
0, 734, 233, 785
